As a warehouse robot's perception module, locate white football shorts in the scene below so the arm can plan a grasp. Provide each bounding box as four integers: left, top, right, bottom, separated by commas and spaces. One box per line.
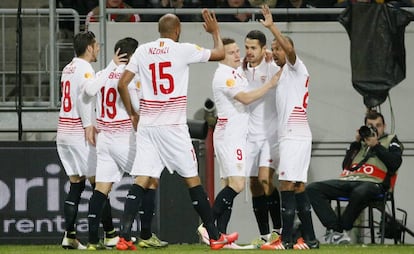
130, 124, 198, 178
246, 138, 279, 177
278, 137, 311, 183
214, 137, 246, 178
95, 131, 136, 183
57, 143, 97, 177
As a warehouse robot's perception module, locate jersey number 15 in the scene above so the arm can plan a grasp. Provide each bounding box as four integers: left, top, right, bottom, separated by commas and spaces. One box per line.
149, 62, 174, 95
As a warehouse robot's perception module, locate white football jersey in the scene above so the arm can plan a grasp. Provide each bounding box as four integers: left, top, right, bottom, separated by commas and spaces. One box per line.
95, 64, 140, 134
276, 56, 312, 139
212, 63, 249, 137
244, 58, 279, 141
126, 38, 211, 126
57, 57, 95, 144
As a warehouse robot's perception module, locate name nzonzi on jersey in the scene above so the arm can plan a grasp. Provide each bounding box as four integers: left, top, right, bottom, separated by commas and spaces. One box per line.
148, 47, 169, 55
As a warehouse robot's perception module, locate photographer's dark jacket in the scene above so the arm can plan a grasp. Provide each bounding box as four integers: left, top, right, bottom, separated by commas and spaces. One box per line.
339, 134, 403, 190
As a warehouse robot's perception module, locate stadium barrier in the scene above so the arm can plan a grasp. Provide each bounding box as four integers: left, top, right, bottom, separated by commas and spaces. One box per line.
0, 141, 203, 244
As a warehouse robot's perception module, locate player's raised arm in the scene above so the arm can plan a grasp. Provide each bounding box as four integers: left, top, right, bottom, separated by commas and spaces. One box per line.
84, 48, 128, 97
260, 5, 296, 65
202, 9, 224, 61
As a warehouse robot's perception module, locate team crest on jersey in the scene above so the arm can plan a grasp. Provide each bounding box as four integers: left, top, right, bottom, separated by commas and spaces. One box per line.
136, 81, 141, 89
159, 41, 164, 47
226, 79, 235, 87
84, 72, 92, 79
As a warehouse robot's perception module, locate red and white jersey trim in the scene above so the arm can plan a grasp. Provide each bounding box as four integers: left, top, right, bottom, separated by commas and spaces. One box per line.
215, 118, 228, 131
139, 96, 187, 125
57, 117, 85, 143
96, 119, 133, 134
288, 106, 308, 123
57, 117, 84, 134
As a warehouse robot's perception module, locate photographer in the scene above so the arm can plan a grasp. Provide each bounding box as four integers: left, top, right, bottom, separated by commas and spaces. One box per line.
306, 110, 403, 244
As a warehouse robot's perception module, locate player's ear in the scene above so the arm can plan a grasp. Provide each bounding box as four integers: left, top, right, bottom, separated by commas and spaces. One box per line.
175, 25, 181, 38
87, 44, 93, 53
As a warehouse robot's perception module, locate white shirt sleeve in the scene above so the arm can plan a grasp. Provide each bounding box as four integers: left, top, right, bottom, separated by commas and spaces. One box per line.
83, 60, 117, 97
77, 93, 96, 127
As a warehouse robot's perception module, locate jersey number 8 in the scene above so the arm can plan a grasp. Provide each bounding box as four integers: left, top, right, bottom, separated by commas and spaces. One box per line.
61, 80, 72, 112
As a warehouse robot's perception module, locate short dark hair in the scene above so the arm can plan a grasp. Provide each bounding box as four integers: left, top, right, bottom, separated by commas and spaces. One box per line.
245, 30, 266, 48
222, 37, 235, 46
73, 31, 96, 57
114, 37, 139, 59
365, 110, 385, 125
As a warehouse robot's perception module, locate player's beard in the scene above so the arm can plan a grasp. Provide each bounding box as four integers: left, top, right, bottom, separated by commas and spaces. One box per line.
246, 55, 261, 67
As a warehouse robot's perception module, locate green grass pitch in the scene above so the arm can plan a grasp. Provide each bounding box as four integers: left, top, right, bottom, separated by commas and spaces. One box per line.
0, 244, 414, 253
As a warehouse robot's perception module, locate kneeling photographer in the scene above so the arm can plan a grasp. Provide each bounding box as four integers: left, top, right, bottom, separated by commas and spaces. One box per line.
306, 110, 403, 244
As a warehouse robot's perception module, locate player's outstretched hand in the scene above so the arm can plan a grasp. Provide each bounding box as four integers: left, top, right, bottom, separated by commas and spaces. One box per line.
202, 9, 219, 35
113, 48, 128, 66
260, 5, 274, 29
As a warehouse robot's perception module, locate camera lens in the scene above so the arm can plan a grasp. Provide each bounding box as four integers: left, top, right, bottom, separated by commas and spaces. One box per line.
359, 126, 371, 139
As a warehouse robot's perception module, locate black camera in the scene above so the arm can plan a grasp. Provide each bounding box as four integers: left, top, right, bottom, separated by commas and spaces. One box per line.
359, 125, 378, 139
